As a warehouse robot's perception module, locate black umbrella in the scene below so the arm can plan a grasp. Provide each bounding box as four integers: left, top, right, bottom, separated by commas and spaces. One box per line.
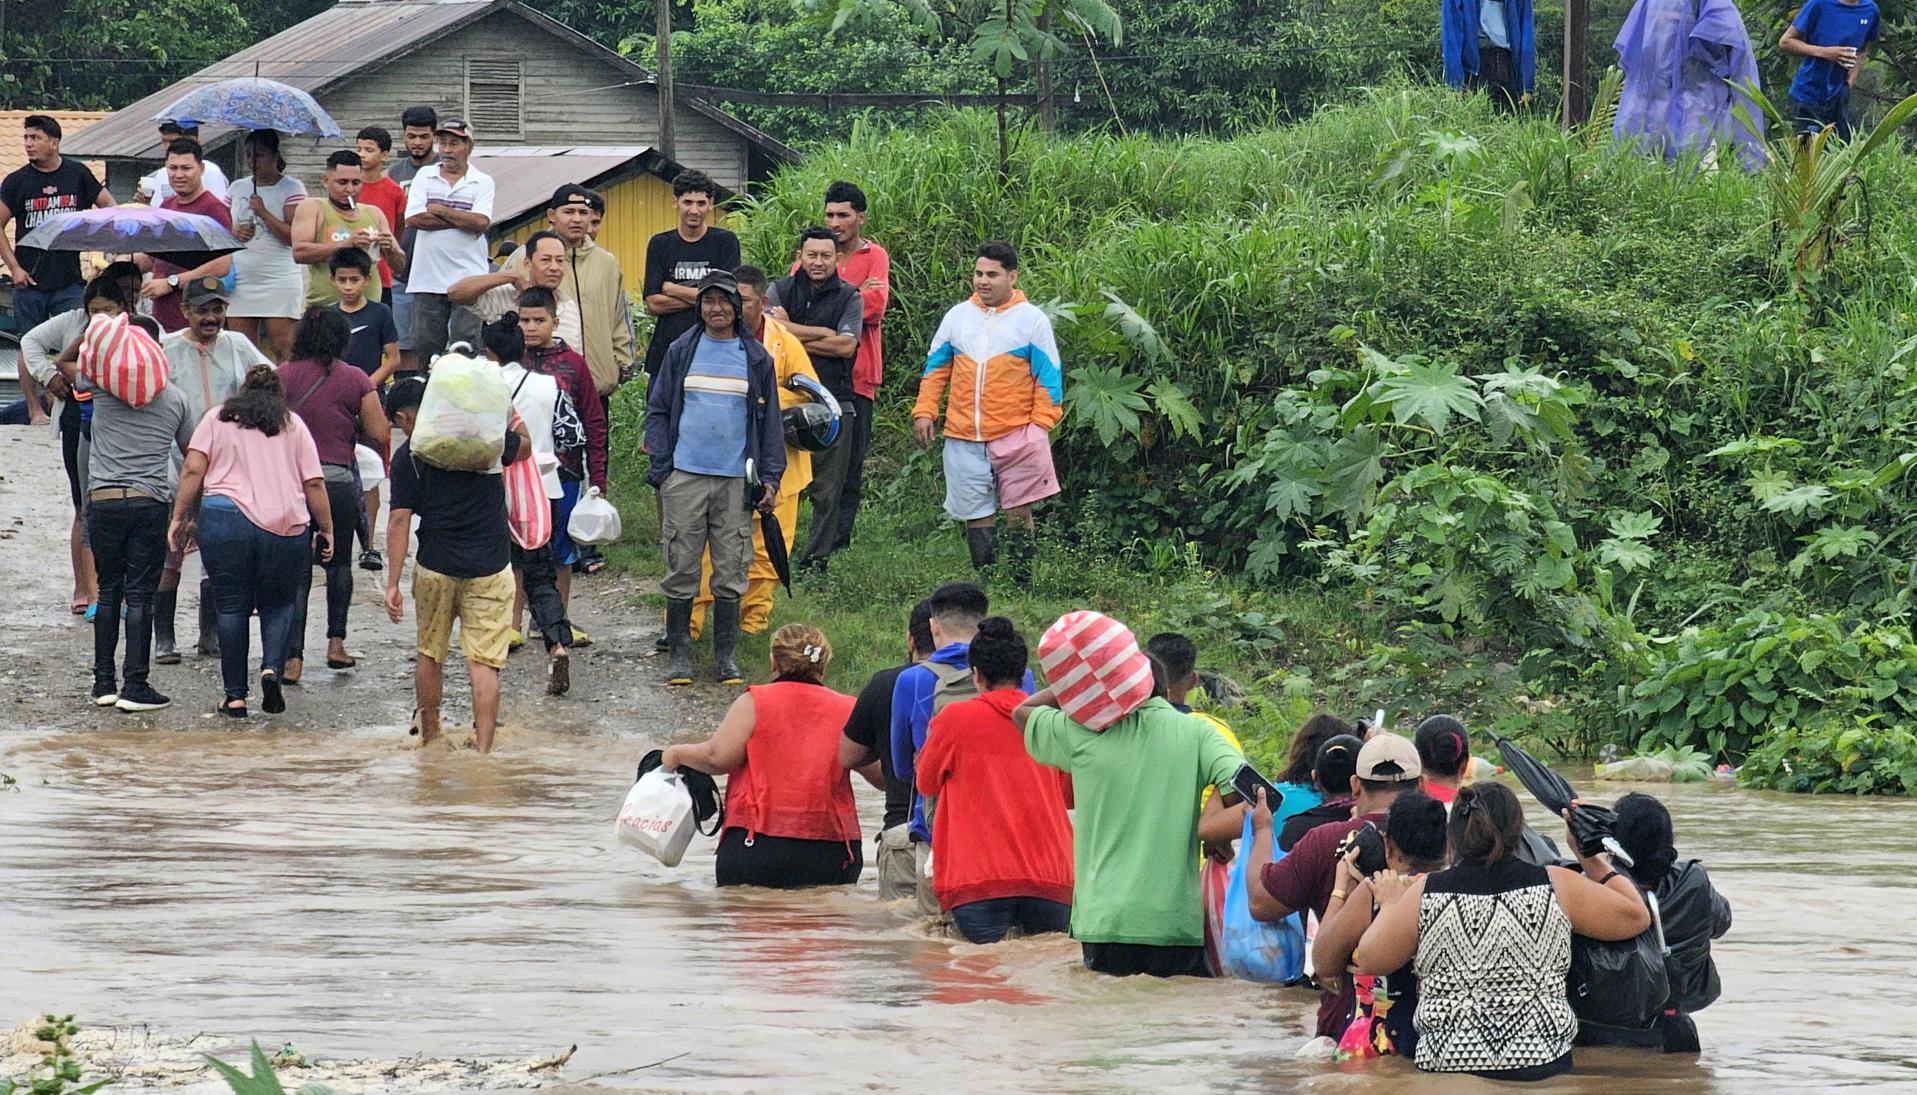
746, 460, 792, 595
17, 206, 243, 269
1491, 733, 1634, 866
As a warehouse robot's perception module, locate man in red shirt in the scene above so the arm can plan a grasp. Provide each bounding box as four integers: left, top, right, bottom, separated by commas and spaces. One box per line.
355, 126, 408, 297
1246, 733, 1422, 1041
138, 139, 233, 332
821, 180, 888, 553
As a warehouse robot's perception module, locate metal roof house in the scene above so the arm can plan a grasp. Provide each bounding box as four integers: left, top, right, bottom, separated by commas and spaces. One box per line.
63, 0, 795, 197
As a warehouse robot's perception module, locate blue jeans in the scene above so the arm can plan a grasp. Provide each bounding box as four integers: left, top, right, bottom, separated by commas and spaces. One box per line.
949, 896, 1072, 944
197, 495, 310, 701
11, 281, 84, 333
1792, 89, 1853, 141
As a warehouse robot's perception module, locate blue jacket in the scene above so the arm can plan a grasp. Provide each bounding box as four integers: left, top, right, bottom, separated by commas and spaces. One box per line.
1443, 0, 1537, 93
643, 323, 785, 493
889, 642, 1035, 842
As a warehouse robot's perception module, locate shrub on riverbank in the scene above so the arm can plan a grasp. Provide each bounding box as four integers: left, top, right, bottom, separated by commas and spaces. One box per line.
611, 85, 1917, 787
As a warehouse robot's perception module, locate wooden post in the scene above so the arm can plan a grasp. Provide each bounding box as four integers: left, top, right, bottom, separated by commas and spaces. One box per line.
1563, 0, 1590, 127
655, 0, 676, 159
1036, 12, 1055, 135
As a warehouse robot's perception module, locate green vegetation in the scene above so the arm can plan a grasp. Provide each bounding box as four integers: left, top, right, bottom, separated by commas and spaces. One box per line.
606, 86, 1917, 793
204, 1041, 335, 1095
1, 1015, 110, 1095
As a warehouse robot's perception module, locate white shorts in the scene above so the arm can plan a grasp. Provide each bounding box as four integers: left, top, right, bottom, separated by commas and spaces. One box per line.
942, 439, 998, 521
226, 254, 305, 319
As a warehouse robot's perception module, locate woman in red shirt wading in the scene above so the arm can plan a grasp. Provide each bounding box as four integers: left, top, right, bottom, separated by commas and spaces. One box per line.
917, 616, 1074, 943
662, 623, 868, 887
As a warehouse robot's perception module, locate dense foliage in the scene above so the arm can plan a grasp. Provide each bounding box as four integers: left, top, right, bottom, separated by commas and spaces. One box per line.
735, 89, 1917, 786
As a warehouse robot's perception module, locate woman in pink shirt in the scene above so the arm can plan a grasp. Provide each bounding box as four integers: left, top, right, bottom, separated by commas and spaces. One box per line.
277, 306, 389, 678
168, 365, 334, 717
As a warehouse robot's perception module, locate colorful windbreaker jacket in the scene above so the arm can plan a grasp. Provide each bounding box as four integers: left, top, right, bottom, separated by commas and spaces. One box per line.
913, 290, 1063, 442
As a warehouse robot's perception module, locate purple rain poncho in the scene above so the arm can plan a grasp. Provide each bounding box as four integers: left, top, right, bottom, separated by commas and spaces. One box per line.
1613, 0, 1767, 169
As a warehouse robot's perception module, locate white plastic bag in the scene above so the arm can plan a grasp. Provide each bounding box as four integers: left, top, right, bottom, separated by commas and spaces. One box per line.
568, 486, 623, 545
412, 353, 510, 472
615, 768, 696, 867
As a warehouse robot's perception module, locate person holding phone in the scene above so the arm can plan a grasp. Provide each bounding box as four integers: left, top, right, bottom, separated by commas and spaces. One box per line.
168, 365, 334, 718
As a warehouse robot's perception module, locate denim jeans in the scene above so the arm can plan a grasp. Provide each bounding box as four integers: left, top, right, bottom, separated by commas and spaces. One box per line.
88, 496, 168, 691
288, 470, 359, 660
1792, 88, 1853, 141
949, 896, 1072, 944
512, 540, 573, 651
13, 281, 84, 331
197, 495, 309, 701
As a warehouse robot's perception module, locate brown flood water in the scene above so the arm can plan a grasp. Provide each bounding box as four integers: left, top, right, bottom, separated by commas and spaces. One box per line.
1, 430, 1914, 1092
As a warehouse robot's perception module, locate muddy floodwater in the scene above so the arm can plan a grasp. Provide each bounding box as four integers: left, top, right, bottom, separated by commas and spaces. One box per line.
2, 429, 1914, 1092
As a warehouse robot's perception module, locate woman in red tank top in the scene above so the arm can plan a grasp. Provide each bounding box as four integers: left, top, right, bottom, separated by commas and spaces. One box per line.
661, 623, 870, 887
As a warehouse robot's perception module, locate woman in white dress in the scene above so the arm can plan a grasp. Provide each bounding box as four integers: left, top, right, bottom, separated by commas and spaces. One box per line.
225, 131, 306, 361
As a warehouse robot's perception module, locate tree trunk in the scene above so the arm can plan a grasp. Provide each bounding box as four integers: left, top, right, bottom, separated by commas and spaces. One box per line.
1562, 0, 1590, 127
1037, 11, 1055, 134
997, 75, 1010, 180
656, 0, 676, 159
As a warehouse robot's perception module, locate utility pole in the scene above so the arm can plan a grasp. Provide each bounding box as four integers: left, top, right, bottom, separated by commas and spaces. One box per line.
655, 0, 676, 159
1562, 0, 1590, 127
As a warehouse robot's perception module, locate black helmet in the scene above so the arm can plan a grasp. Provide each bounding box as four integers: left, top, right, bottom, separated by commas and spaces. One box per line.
784, 401, 837, 452
783, 374, 842, 452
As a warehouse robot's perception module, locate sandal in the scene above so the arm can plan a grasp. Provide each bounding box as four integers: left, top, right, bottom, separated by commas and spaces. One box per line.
327, 654, 357, 670
70, 596, 88, 615
215, 700, 248, 719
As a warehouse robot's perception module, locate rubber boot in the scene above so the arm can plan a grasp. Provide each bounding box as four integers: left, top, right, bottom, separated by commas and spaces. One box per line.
664, 597, 694, 686
965, 526, 999, 571
1003, 526, 1035, 589
152, 589, 180, 664
195, 578, 220, 657
713, 598, 745, 686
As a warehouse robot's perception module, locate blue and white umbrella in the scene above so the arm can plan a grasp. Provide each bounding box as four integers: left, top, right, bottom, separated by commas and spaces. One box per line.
18, 207, 243, 269
155, 77, 341, 138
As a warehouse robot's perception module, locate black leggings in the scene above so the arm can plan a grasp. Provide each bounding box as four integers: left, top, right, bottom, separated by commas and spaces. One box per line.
1081, 942, 1211, 978
714, 828, 862, 889
288, 471, 359, 658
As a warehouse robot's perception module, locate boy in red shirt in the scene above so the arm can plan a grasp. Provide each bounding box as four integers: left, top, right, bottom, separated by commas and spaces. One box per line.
917, 615, 1074, 942
355, 126, 408, 295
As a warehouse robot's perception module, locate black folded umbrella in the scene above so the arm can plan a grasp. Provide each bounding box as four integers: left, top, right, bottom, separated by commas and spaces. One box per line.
1491, 733, 1633, 866
745, 459, 791, 594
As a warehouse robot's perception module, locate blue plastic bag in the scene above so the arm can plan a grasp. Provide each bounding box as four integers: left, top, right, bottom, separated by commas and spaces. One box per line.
1210, 811, 1306, 983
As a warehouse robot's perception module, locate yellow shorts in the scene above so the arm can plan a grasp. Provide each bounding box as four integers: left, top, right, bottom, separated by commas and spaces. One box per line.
413, 564, 514, 669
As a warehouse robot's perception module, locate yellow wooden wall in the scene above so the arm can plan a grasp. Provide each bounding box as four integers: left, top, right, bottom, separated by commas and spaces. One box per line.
497, 170, 726, 298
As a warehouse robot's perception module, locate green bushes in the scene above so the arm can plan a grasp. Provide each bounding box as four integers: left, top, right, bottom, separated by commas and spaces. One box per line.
724, 86, 1917, 789
1740, 717, 1917, 796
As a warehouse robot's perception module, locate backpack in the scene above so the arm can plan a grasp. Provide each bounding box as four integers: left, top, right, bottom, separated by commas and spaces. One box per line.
926, 659, 977, 716
1568, 887, 1672, 1031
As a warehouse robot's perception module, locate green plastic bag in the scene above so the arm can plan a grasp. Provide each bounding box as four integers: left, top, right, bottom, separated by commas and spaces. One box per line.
412, 353, 509, 472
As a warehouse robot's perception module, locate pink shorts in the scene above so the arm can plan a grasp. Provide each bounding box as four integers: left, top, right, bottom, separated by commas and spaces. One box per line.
987, 423, 1060, 511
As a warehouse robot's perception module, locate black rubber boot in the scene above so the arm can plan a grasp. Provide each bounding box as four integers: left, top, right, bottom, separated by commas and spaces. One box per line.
664, 597, 694, 686
965, 526, 999, 571
1003, 526, 1035, 589
713, 598, 745, 686
195, 578, 220, 657
153, 589, 179, 664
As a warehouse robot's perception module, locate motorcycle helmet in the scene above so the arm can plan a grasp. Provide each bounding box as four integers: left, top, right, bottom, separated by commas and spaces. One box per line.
783, 374, 842, 451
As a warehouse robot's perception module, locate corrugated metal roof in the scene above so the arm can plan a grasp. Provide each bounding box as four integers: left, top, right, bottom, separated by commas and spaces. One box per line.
0, 111, 111, 178
63, 0, 503, 160
470, 146, 652, 228
63, 1, 795, 166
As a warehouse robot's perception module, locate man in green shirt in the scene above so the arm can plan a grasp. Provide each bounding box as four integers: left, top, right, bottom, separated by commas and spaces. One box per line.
1015, 683, 1244, 976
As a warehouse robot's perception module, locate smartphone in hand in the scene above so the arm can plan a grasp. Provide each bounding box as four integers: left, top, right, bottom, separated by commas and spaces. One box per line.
1227, 763, 1283, 812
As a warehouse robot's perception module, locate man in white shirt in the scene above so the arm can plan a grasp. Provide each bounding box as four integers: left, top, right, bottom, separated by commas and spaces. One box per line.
133, 123, 230, 204
152, 278, 269, 664
402, 118, 494, 366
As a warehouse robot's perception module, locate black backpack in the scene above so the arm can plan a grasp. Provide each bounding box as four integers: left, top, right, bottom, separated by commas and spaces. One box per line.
1568, 887, 1672, 1031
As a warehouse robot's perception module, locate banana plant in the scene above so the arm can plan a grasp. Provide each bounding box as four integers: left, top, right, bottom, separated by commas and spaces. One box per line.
1734, 82, 1917, 279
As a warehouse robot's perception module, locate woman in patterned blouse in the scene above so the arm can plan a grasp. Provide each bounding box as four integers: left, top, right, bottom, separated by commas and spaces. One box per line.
1352, 782, 1651, 1081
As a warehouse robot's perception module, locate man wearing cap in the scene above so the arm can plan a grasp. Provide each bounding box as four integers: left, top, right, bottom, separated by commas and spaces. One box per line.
402, 118, 494, 364
643, 270, 783, 687
484, 184, 632, 396
153, 277, 270, 662
1246, 732, 1423, 1040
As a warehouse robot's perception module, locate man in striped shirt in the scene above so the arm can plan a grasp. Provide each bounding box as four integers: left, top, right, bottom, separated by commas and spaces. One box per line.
645, 271, 785, 686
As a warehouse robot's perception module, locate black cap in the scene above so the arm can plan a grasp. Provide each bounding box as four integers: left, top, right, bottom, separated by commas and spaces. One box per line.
695, 269, 738, 297
182, 275, 229, 306
434, 118, 473, 140
549, 183, 598, 212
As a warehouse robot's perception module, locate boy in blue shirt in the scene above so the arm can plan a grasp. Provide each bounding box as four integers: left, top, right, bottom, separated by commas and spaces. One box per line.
1781, 0, 1880, 140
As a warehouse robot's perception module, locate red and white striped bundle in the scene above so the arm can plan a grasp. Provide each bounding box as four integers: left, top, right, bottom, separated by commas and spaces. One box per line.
79, 312, 169, 407
1037, 610, 1155, 731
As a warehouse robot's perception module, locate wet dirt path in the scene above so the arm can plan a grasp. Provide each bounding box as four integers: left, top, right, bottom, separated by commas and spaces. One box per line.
3, 425, 1915, 1093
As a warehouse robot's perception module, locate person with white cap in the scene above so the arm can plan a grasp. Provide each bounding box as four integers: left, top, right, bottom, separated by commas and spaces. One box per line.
1246, 731, 1424, 1042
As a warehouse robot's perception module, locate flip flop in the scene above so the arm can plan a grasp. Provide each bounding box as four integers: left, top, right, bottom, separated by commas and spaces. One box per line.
327, 655, 357, 670
260, 672, 286, 714
70, 597, 87, 615
215, 700, 248, 719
